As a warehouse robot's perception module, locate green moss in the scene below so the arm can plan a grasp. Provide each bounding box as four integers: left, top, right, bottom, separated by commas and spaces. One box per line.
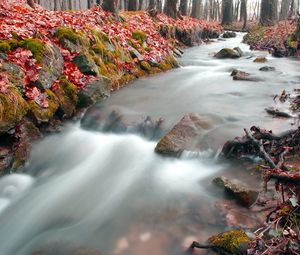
55, 27, 81, 44
91, 30, 110, 44
140, 61, 152, 72
208, 230, 250, 254
132, 30, 147, 42
0, 86, 28, 133
0, 42, 11, 52
92, 42, 106, 54
19, 38, 45, 62
158, 60, 172, 71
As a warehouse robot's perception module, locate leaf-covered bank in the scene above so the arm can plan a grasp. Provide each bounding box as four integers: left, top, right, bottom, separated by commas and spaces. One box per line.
0, 1, 222, 173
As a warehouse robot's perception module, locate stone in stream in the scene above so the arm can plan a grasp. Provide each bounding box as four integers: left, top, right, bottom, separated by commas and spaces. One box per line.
253, 57, 267, 63
155, 114, 214, 157
259, 66, 275, 72
213, 176, 259, 207
214, 47, 242, 59
231, 69, 261, 82
222, 31, 237, 38
207, 229, 251, 255
265, 107, 292, 118
78, 78, 111, 107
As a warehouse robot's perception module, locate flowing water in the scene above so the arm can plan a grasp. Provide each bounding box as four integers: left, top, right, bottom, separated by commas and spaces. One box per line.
0, 33, 299, 255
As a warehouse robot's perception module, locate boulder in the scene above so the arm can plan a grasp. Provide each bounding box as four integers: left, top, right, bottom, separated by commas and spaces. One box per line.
253, 57, 267, 63
72, 54, 99, 76
155, 114, 213, 157
208, 229, 251, 255
0, 86, 28, 134
129, 46, 144, 61
60, 38, 81, 53
78, 78, 111, 107
213, 176, 259, 207
259, 66, 275, 72
215, 48, 241, 59
36, 44, 64, 90
222, 31, 237, 38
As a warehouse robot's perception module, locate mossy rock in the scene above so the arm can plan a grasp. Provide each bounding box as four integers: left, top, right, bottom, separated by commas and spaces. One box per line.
54, 77, 78, 118
208, 230, 250, 255
215, 48, 241, 59
0, 86, 28, 134
55, 27, 81, 45
140, 61, 152, 72
35, 44, 64, 90
253, 57, 267, 63
28, 90, 59, 123
132, 30, 147, 42
158, 60, 173, 71
0, 42, 11, 52
72, 54, 99, 76
19, 38, 45, 62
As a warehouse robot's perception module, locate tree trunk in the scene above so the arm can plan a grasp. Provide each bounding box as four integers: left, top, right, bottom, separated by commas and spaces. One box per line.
139, 0, 144, 9
241, 0, 247, 30
87, 0, 91, 9
68, 0, 72, 9
280, 0, 291, 20
164, 0, 179, 18
96, 0, 101, 5
102, 0, 119, 13
179, 0, 188, 15
260, 0, 278, 25
222, 0, 233, 24
191, 0, 201, 18
157, 0, 163, 11
128, 0, 138, 10
27, 0, 35, 8
240, 0, 246, 21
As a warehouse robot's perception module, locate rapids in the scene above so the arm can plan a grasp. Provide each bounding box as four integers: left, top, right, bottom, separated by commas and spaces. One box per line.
0, 33, 299, 255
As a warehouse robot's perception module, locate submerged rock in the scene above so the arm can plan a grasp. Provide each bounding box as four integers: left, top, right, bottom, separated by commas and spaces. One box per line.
231, 69, 261, 82
208, 229, 250, 255
155, 114, 213, 157
265, 107, 292, 118
213, 176, 259, 207
259, 66, 275, 72
215, 48, 242, 59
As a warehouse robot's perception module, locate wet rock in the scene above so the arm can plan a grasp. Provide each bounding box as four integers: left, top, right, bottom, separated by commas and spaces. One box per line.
36, 44, 64, 90
12, 119, 41, 170
78, 78, 110, 107
233, 47, 243, 56
72, 54, 99, 76
155, 114, 212, 157
222, 31, 237, 38
213, 176, 259, 207
259, 66, 275, 72
214, 48, 241, 59
265, 107, 292, 118
0, 86, 28, 134
253, 57, 267, 63
60, 38, 81, 53
231, 69, 260, 81
0, 147, 13, 172
208, 229, 250, 255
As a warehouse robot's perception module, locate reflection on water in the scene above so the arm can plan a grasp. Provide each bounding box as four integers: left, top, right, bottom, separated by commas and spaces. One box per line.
0, 33, 299, 255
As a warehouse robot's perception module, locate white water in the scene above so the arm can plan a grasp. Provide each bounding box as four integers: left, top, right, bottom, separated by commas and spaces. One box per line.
0, 33, 299, 255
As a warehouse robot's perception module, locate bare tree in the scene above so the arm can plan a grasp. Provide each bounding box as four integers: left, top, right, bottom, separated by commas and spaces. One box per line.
128, 0, 138, 10
179, 0, 188, 15
102, 0, 119, 13
221, 0, 233, 24
260, 0, 278, 25
191, 0, 201, 18
241, 0, 247, 29
164, 0, 179, 18
280, 0, 291, 19
27, 0, 35, 8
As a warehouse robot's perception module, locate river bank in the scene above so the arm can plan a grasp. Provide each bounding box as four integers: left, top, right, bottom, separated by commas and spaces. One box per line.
0, 2, 222, 173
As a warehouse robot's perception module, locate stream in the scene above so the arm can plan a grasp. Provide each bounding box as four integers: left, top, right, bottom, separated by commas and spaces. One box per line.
0, 33, 299, 255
